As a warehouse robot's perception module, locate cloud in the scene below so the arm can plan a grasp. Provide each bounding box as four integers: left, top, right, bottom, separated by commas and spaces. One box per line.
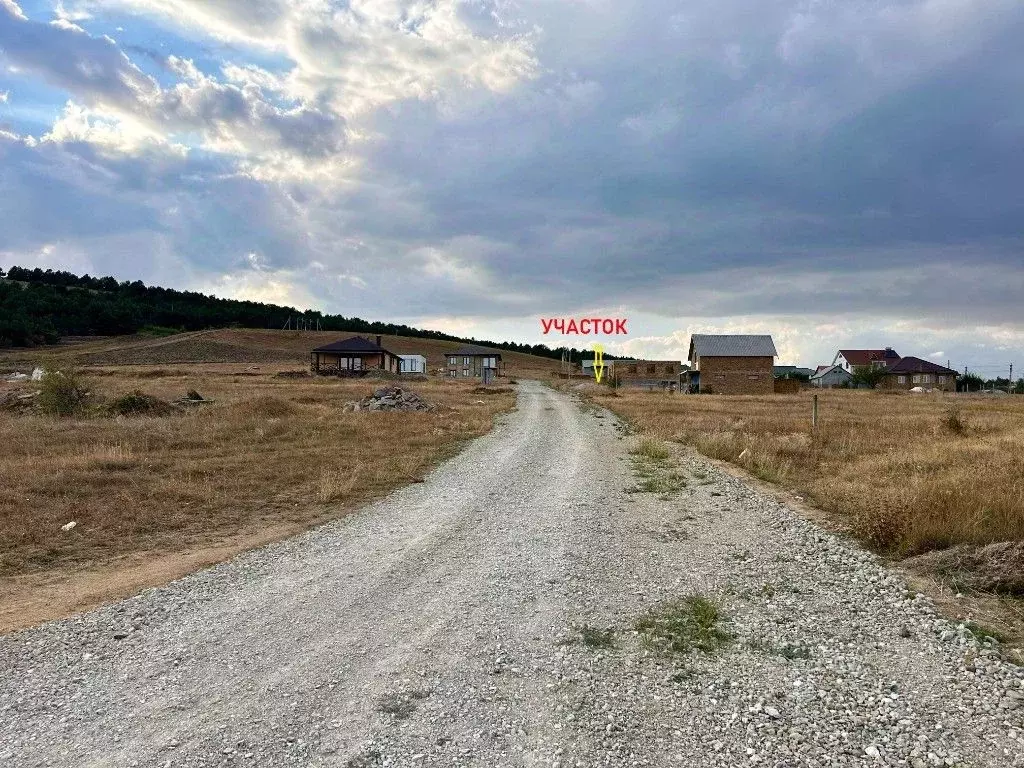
0, 1, 346, 166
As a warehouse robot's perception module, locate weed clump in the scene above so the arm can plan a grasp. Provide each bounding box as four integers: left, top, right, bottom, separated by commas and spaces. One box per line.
943, 408, 967, 435
630, 437, 672, 462
634, 594, 733, 655
575, 624, 616, 648
37, 368, 89, 416
627, 437, 686, 498
108, 390, 173, 417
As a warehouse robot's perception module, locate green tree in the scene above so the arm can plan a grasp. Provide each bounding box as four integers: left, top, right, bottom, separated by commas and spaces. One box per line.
850, 364, 887, 389
960, 373, 984, 392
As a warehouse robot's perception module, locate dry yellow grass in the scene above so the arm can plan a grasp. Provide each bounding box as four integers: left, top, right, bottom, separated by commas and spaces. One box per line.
0, 366, 516, 627
587, 388, 1024, 557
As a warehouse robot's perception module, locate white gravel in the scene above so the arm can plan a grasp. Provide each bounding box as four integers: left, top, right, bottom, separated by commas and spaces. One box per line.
1, 380, 1022, 767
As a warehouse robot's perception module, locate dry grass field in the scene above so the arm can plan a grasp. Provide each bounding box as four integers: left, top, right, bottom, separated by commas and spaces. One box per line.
0, 343, 529, 630
564, 383, 1024, 642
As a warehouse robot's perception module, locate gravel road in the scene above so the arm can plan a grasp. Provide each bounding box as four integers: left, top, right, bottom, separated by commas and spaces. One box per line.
2, 381, 1023, 767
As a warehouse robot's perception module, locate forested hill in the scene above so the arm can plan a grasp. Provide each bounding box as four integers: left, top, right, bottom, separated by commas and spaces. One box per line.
0, 266, 609, 361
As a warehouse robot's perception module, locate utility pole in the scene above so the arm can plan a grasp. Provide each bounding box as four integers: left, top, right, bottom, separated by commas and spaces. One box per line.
1011, 363, 1014, 393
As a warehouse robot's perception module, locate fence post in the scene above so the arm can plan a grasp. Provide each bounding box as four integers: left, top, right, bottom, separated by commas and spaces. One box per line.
812, 394, 819, 432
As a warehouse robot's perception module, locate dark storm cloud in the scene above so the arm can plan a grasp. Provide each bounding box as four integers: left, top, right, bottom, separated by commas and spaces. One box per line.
336, 0, 1024, 322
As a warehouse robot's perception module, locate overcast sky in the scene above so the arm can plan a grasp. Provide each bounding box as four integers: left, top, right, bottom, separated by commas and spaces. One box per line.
1, 0, 1022, 372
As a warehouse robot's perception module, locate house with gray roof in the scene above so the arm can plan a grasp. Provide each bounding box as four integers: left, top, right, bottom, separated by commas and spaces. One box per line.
685, 334, 778, 394
810, 364, 852, 389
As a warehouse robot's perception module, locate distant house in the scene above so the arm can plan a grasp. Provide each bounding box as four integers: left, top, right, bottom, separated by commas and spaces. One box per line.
446, 345, 505, 381
311, 335, 401, 375
810, 364, 853, 389
833, 347, 900, 372
880, 357, 958, 392
685, 335, 777, 394
606, 360, 680, 390
773, 365, 816, 379
399, 354, 427, 374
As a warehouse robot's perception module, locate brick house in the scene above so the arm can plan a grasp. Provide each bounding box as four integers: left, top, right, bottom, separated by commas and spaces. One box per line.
879, 357, 958, 392
605, 360, 680, 390
686, 335, 777, 394
311, 335, 402, 375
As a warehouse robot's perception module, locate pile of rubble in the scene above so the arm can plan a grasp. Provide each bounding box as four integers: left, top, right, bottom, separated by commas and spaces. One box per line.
344, 386, 433, 412
3, 367, 44, 383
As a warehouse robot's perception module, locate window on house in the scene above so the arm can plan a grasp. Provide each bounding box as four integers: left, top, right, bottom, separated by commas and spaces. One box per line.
922, 374, 933, 383
449, 370, 456, 378
912, 374, 921, 383
898, 375, 907, 384
463, 357, 470, 365
938, 375, 945, 383
666, 365, 676, 374
462, 369, 471, 376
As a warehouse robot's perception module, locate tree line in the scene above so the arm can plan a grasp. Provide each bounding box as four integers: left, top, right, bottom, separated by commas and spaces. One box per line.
0, 265, 622, 362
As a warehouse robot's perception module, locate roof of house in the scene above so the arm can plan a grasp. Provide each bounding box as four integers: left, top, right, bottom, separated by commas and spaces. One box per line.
689, 334, 777, 359
774, 365, 816, 377
447, 344, 502, 357
312, 336, 396, 355
885, 356, 959, 375
810, 364, 850, 381
837, 348, 900, 366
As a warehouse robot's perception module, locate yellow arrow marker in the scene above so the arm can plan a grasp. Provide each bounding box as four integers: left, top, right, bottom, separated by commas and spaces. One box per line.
593, 343, 605, 383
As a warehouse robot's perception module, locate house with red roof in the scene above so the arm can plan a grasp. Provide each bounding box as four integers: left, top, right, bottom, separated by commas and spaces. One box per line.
831, 347, 901, 372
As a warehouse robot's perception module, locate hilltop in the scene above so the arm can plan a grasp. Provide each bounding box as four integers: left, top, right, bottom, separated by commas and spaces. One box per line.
0, 328, 564, 377
0, 266, 604, 363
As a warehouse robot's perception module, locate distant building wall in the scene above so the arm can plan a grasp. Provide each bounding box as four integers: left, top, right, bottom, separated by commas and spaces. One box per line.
697, 356, 774, 395
608, 360, 680, 389
774, 378, 801, 394
880, 372, 957, 392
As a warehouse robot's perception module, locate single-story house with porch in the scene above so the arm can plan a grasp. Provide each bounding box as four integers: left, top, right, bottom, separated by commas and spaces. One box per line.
311, 335, 401, 375
446, 345, 505, 381
880, 357, 958, 392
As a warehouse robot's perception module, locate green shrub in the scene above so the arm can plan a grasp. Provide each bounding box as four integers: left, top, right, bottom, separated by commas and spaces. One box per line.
108, 390, 173, 417
36, 368, 89, 416
635, 595, 733, 655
